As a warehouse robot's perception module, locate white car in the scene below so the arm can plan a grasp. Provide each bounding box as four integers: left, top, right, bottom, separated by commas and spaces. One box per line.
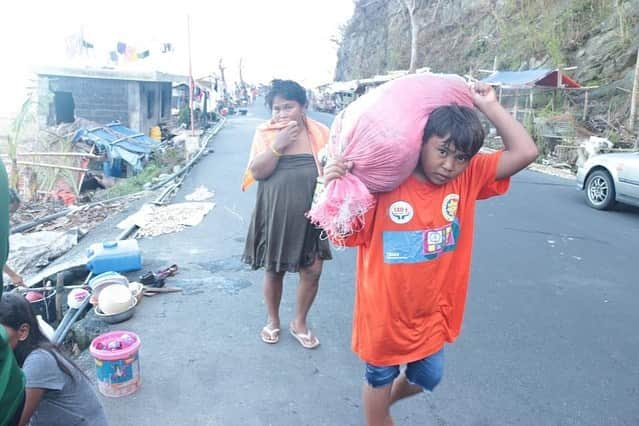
576, 151, 639, 210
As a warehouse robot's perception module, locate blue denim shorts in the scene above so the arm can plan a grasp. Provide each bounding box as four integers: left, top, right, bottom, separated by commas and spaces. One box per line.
364, 348, 444, 391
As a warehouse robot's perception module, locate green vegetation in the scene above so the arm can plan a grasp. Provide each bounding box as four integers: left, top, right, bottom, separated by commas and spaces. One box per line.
7, 94, 36, 188
178, 107, 190, 127
387, 48, 402, 71
104, 162, 161, 198
103, 142, 187, 199
496, 0, 631, 68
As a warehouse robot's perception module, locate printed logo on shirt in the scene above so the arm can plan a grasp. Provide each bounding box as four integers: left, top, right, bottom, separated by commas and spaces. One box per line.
388, 201, 414, 224
383, 218, 460, 264
442, 193, 460, 222
423, 222, 457, 255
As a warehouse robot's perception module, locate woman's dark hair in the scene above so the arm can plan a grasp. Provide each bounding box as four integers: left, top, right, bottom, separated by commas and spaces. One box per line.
0, 292, 87, 381
8, 189, 20, 206
265, 79, 307, 109
422, 105, 485, 158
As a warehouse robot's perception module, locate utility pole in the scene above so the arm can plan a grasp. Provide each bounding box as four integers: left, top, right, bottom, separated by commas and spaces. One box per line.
218, 58, 227, 101
187, 14, 195, 135
239, 57, 244, 85
629, 47, 639, 135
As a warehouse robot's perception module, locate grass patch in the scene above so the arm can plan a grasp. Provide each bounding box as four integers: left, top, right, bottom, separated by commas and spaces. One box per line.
103, 162, 162, 198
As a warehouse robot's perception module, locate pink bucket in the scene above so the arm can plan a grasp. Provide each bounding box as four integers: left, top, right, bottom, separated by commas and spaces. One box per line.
90, 331, 141, 397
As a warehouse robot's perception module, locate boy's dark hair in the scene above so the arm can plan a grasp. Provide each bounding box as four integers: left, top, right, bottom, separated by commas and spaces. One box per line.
422, 105, 485, 157
0, 292, 88, 382
265, 79, 307, 109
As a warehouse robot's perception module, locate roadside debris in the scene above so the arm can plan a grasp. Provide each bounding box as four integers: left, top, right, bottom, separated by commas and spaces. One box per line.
7, 230, 79, 276
185, 185, 214, 201
116, 202, 215, 238
6, 116, 215, 236
20, 195, 143, 234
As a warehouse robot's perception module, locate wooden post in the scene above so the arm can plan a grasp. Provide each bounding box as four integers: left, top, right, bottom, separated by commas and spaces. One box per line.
513, 90, 520, 120
554, 66, 562, 110
529, 89, 534, 116
55, 273, 64, 324
583, 90, 589, 121
629, 47, 639, 132
557, 66, 563, 89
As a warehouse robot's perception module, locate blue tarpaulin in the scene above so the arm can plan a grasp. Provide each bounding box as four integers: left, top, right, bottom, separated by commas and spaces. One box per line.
72, 122, 158, 172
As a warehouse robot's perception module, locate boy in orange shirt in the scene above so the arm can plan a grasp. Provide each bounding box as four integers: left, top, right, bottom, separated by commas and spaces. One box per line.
324, 82, 538, 426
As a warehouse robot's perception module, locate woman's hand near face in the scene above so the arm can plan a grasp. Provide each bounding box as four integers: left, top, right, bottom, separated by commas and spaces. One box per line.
273, 121, 299, 153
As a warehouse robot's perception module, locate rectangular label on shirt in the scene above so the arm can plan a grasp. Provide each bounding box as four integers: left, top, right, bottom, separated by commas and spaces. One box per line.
383, 219, 459, 264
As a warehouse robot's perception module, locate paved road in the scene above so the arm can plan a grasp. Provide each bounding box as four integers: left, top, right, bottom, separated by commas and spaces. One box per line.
100, 101, 639, 425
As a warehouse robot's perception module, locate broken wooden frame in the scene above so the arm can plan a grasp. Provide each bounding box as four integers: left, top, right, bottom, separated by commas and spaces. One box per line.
486, 85, 600, 124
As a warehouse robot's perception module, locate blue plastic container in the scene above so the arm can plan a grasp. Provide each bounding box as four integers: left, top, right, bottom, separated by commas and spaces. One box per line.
87, 240, 142, 274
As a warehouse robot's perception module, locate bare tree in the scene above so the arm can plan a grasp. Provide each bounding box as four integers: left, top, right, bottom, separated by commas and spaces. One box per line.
239, 57, 245, 85
396, 0, 442, 74
218, 58, 226, 86
397, 0, 419, 73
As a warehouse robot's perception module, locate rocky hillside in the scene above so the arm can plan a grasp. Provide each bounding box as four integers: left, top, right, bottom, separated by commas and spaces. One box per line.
336, 0, 639, 123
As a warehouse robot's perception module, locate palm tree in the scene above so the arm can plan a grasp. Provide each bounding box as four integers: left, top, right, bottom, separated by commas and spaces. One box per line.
7, 94, 35, 189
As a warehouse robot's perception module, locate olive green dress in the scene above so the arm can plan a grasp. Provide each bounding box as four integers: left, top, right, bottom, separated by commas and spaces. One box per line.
242, 154, 332, 272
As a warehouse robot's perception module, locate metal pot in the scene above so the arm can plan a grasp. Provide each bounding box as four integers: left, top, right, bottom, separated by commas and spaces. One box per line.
94, 298, 137, 324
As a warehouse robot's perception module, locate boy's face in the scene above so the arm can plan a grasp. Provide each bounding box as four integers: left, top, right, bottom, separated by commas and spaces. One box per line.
420, 134, 472, 185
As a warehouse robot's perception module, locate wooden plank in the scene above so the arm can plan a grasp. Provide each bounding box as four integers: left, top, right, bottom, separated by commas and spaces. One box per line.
17, 152, 100, 158
17, 161, 89, 172
1, 152, 100, 159
583, 90, 589, 121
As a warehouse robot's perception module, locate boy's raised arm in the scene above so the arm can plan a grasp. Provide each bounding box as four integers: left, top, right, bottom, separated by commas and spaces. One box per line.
471, 83, 539, 180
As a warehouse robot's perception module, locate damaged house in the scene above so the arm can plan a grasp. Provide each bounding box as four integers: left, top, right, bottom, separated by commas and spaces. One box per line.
36, 67, 185, 136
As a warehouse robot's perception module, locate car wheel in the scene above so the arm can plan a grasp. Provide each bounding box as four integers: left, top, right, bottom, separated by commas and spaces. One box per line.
585, 169, 616, 210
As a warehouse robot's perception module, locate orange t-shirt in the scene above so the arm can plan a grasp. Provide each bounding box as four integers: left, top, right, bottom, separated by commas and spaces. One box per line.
344, 151, 510, 366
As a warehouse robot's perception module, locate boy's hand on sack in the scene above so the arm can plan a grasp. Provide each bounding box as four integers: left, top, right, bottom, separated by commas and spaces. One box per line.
323, 157, 353, 186
471, 82, 498, 113
274, 121, 299, 152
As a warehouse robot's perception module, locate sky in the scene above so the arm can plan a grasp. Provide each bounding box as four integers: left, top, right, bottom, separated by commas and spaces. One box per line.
0, 0, 355, 116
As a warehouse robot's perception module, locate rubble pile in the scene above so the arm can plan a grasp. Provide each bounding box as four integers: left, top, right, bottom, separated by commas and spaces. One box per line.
10, 201, 67, 227
32, 196, 143, 234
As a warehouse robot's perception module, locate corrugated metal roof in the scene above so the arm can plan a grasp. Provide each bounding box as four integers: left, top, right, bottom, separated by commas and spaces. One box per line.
481, 69, 552, 87
481, 69, 581, 88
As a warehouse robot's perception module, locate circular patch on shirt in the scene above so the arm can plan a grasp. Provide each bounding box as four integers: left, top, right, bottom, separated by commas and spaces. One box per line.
442, 193, 460, 222
389, 201, 414, 224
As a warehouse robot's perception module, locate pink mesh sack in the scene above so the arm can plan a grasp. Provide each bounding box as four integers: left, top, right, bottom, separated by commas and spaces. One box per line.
307, 73, 474, 242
